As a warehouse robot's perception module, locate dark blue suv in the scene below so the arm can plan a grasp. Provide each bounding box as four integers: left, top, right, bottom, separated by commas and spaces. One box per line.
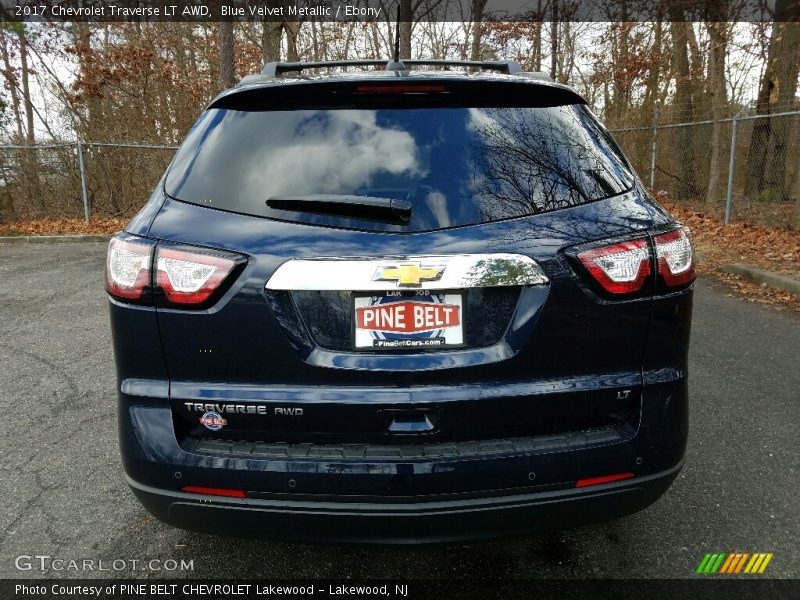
107, 59, 694, 543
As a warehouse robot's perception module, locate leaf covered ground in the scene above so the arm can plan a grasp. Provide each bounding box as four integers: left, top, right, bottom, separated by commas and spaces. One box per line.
0, 217, 127, 236
663, 199, 800, 314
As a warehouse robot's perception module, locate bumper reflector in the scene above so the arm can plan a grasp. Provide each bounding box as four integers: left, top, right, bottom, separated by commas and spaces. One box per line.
181, 486, 246, 498
575, 472, 635, 488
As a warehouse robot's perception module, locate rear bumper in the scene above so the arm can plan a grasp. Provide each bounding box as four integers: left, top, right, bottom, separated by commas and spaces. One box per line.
126, 462, 680, 544
118, 370, 688, 543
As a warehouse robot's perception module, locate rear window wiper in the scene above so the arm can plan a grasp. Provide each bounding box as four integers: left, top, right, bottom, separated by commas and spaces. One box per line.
267, 194, 412, 224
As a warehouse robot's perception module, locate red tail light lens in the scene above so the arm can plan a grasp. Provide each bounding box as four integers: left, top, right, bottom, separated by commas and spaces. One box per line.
106, 238, 152, 300
577, 239, 651, 295
654, 228, 696, 288
156, 247, 237, 305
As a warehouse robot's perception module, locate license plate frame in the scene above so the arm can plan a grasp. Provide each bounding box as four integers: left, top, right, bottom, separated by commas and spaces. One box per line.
352, 291, 466, 351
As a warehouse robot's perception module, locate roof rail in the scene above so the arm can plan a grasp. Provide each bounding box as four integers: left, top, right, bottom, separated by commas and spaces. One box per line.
261, 59, 523, 77
262, 60, 387, 77
404, 60, 522, 74
518, 71, 553, 81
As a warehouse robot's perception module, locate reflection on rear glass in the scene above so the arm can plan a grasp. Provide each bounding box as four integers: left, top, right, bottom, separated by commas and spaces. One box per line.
166, 105, 634, 232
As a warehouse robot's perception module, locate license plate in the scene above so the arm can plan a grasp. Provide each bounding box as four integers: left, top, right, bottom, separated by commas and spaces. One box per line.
353, 292, 464, 350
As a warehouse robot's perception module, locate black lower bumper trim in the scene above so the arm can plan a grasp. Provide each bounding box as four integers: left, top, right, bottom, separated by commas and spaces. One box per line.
188, 426, 626, 460
126, 462, 681, 544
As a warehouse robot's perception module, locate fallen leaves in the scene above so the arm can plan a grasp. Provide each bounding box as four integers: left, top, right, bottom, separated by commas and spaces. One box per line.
0, 217, 127, 236
661, 198, 800, 314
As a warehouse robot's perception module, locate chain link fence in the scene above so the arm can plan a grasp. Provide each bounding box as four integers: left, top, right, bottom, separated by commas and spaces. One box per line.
0, 142, 177, 224
612, 109, 800, 228
0, 110, 798, 228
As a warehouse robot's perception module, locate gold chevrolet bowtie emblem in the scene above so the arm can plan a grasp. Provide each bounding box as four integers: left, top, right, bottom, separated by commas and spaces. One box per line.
373, 262, 445, 287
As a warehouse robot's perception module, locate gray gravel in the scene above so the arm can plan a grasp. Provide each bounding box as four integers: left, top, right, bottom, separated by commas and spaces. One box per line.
0, 242, 797, 579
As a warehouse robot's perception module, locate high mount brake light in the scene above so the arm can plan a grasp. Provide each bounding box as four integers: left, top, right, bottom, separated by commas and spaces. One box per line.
156, 247, 237, 305
577, 239, 651, 295
105, 238, 152, 300
355, 84, 446, 94
655, 228, 696, 288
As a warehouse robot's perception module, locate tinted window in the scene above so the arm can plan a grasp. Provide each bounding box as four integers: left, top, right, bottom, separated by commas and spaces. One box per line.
165, 105, 634, 232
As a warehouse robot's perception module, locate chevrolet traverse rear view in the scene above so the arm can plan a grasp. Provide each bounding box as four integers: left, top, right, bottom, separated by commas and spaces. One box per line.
107, 59, 694, 543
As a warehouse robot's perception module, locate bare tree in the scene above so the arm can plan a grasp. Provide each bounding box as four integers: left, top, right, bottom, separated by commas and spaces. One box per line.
532, 1, 544, 71
705, 20, 729, 204
0, 24, 42, 213
469, 0, 488, 61
550, 0, 558, 79
262, 20, 282, 64
285, 21, 301, 61
17, 26, 35, 145
643, 20, 664, 118
399, 0, 413, 58
0, 26, 25, 142
608, 22, 632, 122
218, 22, 235, 88
670, 19, 698, 198
794, 159, 800, 227
744, 8, 800, 201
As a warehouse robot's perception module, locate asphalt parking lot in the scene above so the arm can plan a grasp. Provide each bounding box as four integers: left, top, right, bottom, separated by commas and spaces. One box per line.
0, 241, 797, 579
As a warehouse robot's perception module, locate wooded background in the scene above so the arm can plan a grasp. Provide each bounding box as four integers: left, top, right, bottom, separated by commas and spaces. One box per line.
1, 1, 799, 228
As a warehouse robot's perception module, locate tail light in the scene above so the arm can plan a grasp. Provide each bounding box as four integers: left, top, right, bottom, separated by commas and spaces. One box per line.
577, 239, 651, 295
106, 235, 243, 307
106, 237, 152, 300
156, 247, 238, 305
654, 227, 696, 288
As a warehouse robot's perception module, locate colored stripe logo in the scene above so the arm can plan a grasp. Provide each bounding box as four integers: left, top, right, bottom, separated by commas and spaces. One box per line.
696, 552, 773, 574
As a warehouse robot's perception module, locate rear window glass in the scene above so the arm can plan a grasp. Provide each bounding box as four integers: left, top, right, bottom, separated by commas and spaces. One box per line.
165, 104, 634, 232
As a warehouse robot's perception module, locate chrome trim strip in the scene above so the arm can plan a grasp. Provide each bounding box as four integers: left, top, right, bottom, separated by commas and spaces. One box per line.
265, 254, 549, 291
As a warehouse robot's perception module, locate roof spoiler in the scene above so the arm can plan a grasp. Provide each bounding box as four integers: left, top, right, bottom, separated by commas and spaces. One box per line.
261, 59, 526, 77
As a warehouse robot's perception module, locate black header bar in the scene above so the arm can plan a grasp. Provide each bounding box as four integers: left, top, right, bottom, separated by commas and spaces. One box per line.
2, 0, 799, 23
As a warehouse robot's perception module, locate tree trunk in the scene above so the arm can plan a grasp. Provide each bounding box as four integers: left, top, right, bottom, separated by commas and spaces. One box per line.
686, 22, 706, 116
559, 19, 573, 83
311, 19, 320, 61
670, 20, 698, 199
469, 0, 487, 62
610, 21, 631, 123
16, 25, 42, 214
705, 21, 728, 204
368, 21, 383, 59
0, 28, 25, 142
285, 22, 300, 62
550, 0, 558, 80
794, 166, 800, 229
762, 22, 800, 200
261, 20, 282, 64
532, 0, 542, 71
218, 21, 235, 89
18, 26, 34, 144
643, 21, 663, 120
744, 4, 800, 201
399, 0, 412, 59
0, 28, 21, 222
